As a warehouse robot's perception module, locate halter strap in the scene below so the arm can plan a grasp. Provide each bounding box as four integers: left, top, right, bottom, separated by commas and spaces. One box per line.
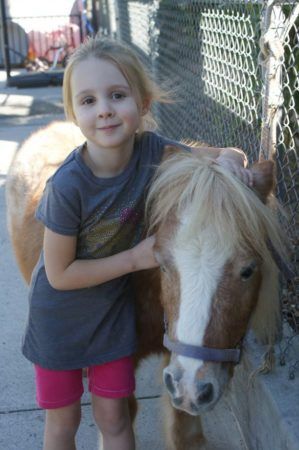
163, 334, 241, 363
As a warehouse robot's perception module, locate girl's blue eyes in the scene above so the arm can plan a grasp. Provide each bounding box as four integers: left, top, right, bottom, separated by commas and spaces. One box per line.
112, 92, 126, 99
81, 92, 125, 105
82, 97, 94, 105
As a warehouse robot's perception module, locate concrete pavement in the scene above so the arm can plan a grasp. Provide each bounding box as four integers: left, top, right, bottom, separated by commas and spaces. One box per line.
0, 70, 247, 450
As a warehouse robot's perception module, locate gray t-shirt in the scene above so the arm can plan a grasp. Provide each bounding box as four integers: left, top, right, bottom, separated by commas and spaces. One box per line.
22, 131, 188, 370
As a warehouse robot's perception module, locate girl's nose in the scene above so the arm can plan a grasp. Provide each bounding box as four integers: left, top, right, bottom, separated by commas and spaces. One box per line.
98, 110, 113, 119
97, 100, 114, 119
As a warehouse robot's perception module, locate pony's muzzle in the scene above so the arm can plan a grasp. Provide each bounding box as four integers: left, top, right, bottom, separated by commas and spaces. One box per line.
163, 365, 216, 414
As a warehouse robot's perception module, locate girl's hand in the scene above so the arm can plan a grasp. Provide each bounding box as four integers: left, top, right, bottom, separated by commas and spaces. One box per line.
131, 235, 159, 271
216, 154, 253, 187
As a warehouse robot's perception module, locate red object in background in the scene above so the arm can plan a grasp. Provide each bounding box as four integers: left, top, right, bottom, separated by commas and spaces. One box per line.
28, 23, 80, 64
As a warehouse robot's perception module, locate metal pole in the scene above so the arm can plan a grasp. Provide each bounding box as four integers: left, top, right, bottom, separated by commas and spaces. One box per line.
259, 1, 285, 160
91, 0, 98, 33
0, 0, 11, 84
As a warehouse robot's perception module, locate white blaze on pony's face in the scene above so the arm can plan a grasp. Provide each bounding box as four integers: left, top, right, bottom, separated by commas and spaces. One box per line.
172, 225, 233, 412
174, 226, 232, 360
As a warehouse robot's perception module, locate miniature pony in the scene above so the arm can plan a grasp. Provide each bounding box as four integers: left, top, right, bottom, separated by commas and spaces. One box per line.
6, 121, 287, 449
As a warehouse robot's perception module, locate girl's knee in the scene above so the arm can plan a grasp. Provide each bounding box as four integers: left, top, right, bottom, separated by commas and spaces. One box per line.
92, 397, 131, 436
99, 414, 130, 438
45, 402, 81, 438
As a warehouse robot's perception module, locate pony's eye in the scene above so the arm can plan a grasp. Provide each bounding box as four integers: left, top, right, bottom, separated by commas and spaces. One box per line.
160, 265, 167, 273
240, 262, 256, 281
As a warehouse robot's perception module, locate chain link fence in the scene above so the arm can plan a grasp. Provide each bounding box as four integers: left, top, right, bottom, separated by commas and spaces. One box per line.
102, 0, 298, 373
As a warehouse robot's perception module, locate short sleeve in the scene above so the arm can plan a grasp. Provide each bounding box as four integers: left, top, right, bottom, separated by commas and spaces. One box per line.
35, 179, 80, 235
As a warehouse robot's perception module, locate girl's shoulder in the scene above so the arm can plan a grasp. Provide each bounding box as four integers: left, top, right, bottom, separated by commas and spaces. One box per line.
51, 146, 80, 179
139, 131, 190, 153
132, 132, 190, 172
36, 147, 83, 232
47, 145, 86, 193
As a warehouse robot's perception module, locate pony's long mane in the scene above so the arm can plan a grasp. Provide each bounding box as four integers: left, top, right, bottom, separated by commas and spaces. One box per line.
146, 152, 288, 344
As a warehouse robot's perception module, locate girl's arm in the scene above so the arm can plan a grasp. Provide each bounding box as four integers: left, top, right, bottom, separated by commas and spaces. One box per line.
44, 228, 158, 290
191, 146, 253, 186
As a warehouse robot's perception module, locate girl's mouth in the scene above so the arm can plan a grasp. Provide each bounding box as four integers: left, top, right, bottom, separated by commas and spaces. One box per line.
98, 124, 120, 131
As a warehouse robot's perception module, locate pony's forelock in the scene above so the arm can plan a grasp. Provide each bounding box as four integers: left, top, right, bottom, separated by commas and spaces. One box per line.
146, 152, 288, 264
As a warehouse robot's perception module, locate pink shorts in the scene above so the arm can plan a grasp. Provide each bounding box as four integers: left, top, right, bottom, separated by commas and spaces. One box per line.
34, 356, 135, 409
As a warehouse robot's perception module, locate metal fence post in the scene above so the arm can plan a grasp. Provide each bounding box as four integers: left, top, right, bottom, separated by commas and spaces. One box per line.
259, 0, 299, 161
0, 0, 11, 84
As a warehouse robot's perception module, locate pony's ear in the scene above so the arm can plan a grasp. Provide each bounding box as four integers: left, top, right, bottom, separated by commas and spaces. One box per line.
251, 160, 275, 203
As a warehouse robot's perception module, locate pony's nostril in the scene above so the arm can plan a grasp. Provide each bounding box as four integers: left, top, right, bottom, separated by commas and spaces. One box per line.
164, 371, 176, 395
196, 382, 214, 404
163, 366, 183, 398
172, 396, 183, 407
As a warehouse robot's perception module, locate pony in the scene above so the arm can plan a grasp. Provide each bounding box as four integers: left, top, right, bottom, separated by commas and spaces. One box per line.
6, 121, 288, 449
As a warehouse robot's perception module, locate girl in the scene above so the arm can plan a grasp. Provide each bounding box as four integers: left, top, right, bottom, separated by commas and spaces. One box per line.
22, 36, 252, 450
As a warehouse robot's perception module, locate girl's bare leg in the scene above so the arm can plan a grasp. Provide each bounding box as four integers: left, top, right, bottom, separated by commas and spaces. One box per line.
43, 400, 81, 450
92, 395, 135, 450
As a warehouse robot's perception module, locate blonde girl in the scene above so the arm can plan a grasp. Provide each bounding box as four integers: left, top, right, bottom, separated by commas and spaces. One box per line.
22, 36, 252, 450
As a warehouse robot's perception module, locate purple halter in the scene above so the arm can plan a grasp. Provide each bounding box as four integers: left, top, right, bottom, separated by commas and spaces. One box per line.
163, 313, 241, 363
163, 333, 241, 363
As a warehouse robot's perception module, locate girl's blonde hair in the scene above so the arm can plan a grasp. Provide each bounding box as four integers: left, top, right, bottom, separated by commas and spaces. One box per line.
63, 36, 169, 132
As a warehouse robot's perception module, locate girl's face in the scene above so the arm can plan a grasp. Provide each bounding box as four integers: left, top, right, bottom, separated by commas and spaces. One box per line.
71, 57, 143, 152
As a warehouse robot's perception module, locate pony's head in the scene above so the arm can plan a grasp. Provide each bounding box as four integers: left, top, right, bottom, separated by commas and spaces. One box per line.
146, 150, 288, 415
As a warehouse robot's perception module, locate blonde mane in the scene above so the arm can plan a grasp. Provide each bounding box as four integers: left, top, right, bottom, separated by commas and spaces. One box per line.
146, 152, 288, 344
